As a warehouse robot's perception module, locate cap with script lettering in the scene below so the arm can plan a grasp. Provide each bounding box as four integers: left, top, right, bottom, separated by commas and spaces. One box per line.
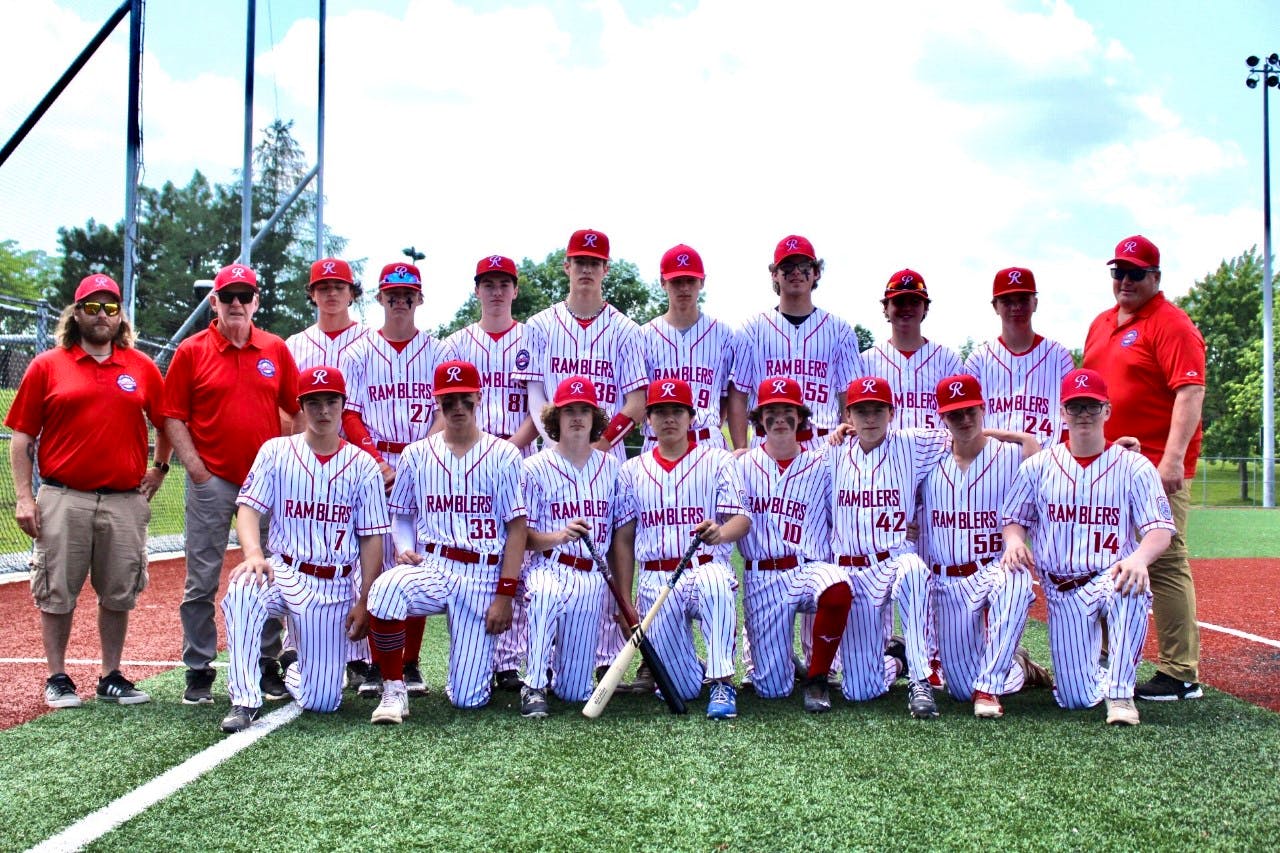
1061, 368, 1109, 403
309, 258, 354, 286
845, 376, 894, 407
645, 378, 694, 411
773, 235, 816, 265
553, 376, 599, 408
1108, 235, 1159, 269
883, 269, 929, 302
378, 262, 423, 291
756, 376, 803, 408
214, 263, 259, 291
297, 365, 347, 399
434, 360, 481, 395
660, 244, 705, 281
567, 229, 610, 260
935, 374, 983, 413
992, 267, 1036, 297
74, 273, 122, 302
474, 255, 519, 282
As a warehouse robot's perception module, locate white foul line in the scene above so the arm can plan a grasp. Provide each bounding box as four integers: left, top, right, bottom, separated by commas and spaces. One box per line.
25, 703, 301, 853
1198, 621, 1280, 649
0, 658, 192, 668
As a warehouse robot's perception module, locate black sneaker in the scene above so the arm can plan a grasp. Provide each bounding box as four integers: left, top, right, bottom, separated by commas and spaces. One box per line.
183, 667, 216, 705
520, 686, 550, 719
357, 663, 384, 698
96, 670, 150, 705
624, 662, 655, 694
403, 661, 430, 698
1134, 671, 1203, 701
44, 673, 82, 709
344, 659, 368, 691
907, 679, 939, 719
260, 658, 288, 701
494, 669, 523, 691
220, 704, 261, 733
885, 635, 908, 681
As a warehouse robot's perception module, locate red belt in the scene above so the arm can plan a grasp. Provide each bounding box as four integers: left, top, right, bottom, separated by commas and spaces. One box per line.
744, 555, 801, 571
542, 550, 594, 571
1048, 572, 1096, 593
281, 553, 353, 579
836, 551, 891, 568
425, 543, 501, 566
376, 440, 409, 454
643, 554, 713, 572
931, 556, 997, 578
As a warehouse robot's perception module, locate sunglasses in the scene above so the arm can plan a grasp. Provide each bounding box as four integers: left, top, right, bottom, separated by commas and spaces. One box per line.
216, 290, 255, 304
778, 261, 813, 276
886, 279, 927, 294
79, 301, 120, 316
1110, 267, 1154, 282
1064, 401, 1105, 416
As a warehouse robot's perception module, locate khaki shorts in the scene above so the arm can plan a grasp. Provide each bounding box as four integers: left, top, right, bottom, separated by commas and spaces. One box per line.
30, 485, 150, 614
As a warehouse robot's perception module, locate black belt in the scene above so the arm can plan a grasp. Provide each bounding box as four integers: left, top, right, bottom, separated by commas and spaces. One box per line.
40, 477, 132, 495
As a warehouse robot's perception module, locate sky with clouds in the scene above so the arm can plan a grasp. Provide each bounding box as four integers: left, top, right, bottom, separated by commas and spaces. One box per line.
1, 0, 1276, 350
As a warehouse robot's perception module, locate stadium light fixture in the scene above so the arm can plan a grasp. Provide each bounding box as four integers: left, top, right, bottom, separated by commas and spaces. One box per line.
1246, 53, 1279, 507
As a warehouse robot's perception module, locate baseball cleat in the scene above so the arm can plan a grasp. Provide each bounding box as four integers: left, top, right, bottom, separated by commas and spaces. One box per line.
884, 636, 908, 681
403, 661, 430, 698
706, 682, 738, 720
220, 705, 261, 734
1105, 696, 1140, 726
44, 673, 82, 709
1134, 671, 1202, 701
972, 690, 1003, 719
344, 659, 369, 691
520, 686, 550, 719
96, 670, 150, 705
624, 662, 656, 694
494, 669, 523, 692
259, 658, 288, 701
183, 668, 216, 705
927, 659, 946, 690
357, 664, 384, 698
1014, 646, 1054, 690
802, 677, 832, 713
907, 679, 939, 719
371, 681, 409, 725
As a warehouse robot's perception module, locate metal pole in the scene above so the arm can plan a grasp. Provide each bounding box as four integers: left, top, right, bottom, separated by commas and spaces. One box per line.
123, 0, 143, 321
316, 0, 326, 261
1262, 75, 1275, 507
240, 0, 256, 265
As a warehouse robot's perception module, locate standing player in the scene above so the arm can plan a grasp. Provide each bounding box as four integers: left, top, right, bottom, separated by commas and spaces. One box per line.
829, 377, 947, 717
218, 366, 389, 733
518, 377, 619, 718
921, 374, 1051, 719
342, 262, 449, 699
611, 379, 750, 719
964, 267, 1074, 447
443, 254, 538, 692
736, 377, 852, 712
1001, 368, 1175, 726
364, 360, 528, 721
727, 235, 862, 451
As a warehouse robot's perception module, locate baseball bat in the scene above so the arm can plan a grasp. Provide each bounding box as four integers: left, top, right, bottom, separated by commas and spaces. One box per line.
582, 534, 687, 715
583, 533, 703, 719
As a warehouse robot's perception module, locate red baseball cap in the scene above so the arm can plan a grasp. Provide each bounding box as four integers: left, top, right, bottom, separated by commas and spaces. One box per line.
756, 376, 803, 408
214, 263, 258, 291
309, 258, 354, 287
567, 229, 610, 260
992, 267, 1036, 297
1061, 368, 1109, 403
646, 378, 695, 410
660, 244, 705, 281
845, 376, 894, 407
1109, 235, 1160, 269
553, 376, 599, 407
883, 269, 929, 301
474, 255, 518, 282
936, 374, 984, 414
297, 365, 347, 399
434, 360, 481, 395
74, 273, 122, 302
378, 262, 423, 291
774, 235, 816, 265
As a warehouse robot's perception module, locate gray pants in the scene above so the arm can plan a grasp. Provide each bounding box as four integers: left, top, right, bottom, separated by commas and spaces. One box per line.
180, 474, 283, 671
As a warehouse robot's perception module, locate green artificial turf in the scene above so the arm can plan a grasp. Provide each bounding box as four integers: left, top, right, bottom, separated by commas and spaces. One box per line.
1186, 508, 1280, 558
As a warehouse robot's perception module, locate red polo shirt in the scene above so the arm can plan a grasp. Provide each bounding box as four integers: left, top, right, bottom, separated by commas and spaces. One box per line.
1083, 291, 1206, 479
5, 344, 166, 491
163, 320, 301, 485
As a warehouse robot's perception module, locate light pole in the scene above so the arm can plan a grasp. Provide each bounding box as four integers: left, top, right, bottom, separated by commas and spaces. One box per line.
1247, 54, 1278, 508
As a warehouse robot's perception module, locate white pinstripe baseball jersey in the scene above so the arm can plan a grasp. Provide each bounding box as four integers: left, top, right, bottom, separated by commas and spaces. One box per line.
286, 323, 370, 373
1001, 443, 1176, 580
829, 429, 949, 557
236, 435, 391, 563
388, 432, 526, 553
731, 308, 862, 430
921, 439, 1023, 568
640, 314, 735, 445
859, 340, 963, 429
964, 336, 1074, 447
344, 332, 449, 444
735, 447, 832, 562
522, 447, 622, 555
442, 322, 530, 442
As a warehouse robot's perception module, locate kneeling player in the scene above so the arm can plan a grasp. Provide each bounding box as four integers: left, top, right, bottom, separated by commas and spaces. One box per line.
519, 377, 620, 718
365, 360, 527, 721
220, 366, 388, 733
1001, 369, 1174, 726
612, 379, 750, 719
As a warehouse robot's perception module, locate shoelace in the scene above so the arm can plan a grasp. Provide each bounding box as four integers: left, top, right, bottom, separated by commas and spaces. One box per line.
710, 683, 731, 704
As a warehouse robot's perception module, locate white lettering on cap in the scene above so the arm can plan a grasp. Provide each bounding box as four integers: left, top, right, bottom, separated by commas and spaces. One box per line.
1075, 374, 1091, 389
660, 382, 677, 398
231, 266, 247, 279
676, 253, 690, 267
95, 275, 109, 287
785, 238, 799, 251
1007, 270, 1022, 284
570, 381, 584, 395
900, 274, 914, 284
948, 381, 965, 397
1124, 241, 1138, 254
488, 256, 503, 268
447, 366, 463, 383
583, 234, 598, 247
322, 261, 337, 275
770, 379, 788, 395
861, 379, 878, 393
395, 265, 408, 275
312, 369, 329, 385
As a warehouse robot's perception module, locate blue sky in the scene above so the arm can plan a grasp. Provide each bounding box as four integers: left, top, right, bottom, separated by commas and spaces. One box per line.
2, 0, 1277, 349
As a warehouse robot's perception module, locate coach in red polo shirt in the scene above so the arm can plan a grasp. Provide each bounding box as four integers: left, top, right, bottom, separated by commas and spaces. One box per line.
163, 262, 301, 705
1083, 234, 1206, 702
6, 274, 171, 709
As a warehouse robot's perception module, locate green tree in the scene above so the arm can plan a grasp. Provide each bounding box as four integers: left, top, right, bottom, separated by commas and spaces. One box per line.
958, 336, 976, 363
854, 324, 874, 352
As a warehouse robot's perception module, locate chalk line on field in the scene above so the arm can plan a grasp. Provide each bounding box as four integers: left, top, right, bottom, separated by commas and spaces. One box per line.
1198, 621, 1280, 649
0, 657, 206, 668
25, 703, 302, 853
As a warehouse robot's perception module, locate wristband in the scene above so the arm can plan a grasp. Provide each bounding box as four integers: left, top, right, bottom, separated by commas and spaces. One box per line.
496, 576, 518, 597
603, 413, 635, 448
153, 460, 170, 473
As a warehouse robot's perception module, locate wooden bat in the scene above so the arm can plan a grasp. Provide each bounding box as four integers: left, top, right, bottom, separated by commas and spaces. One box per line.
583, 533, 702, 719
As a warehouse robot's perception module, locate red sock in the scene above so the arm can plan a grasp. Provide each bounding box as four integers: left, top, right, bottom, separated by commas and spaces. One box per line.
809, 582, 853, 679
368, 615, 406, 681
404, 615, 426, 663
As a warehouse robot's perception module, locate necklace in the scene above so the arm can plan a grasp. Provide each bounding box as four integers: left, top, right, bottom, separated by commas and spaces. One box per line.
565, 301, 607, 322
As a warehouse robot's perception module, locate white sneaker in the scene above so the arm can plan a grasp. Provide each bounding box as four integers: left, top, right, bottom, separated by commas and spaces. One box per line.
371, 680, 409, 725
1105, 696, 1140, 726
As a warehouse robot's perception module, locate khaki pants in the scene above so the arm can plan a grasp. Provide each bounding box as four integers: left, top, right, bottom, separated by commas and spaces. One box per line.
1147, 487, 1199, 682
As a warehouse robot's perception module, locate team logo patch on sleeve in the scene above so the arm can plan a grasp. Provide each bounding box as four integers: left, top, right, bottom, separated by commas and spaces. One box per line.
116, 374, 138, 392
515, 349, 530, 371
257, 358, 277, 377
1156, 496, 1172, 521
1120, 330, 1139, 347
240, 472, 254, 494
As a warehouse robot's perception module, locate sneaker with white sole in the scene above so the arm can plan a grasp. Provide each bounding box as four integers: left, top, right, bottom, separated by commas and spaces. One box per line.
96, 670, 150, 705
706, 682, 737, 720
972, 690, 1003, 719
403, 661, 430, 698
220, 704, 261, 733
371, 680, 409, 725
1134, 671, 1202, 701
357, 664, 384, 698
44, 673, 82, 709
1105, 696, 1140, 726
520, 686, 550, 719
908, 679, 939, 719
183, 667, 216, 705
802, 677, 831, 713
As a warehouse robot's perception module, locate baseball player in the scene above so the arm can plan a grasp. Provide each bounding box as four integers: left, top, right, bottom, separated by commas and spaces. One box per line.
829, 376, 947, 717
518, 376, 620, 718
963, 267, 1074, 447
736, 376, 852, 712
342, 262, 449, 699
1001, 368, 1175, 726
921, 374, 1051, 719
218, 366, 389, 733
727, 235, 863, 452
611, 379, 750, 719
442, 255, 538, 693
364, 360, 528, 721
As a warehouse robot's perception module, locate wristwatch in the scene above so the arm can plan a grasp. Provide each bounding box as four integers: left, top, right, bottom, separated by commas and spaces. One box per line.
153, 460, 171, 473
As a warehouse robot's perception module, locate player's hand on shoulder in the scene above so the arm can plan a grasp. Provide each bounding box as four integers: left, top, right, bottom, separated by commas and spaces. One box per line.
827, 423, 855, 446
693, 519, 721, 545
731, 446, 751, 458
1115, 435, 1142, 454
230, 556, 274, 585
396, 549, 424, 566
346, 601, 370, 640
485, 595, 514, 635
1108, 556, 1150, 596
